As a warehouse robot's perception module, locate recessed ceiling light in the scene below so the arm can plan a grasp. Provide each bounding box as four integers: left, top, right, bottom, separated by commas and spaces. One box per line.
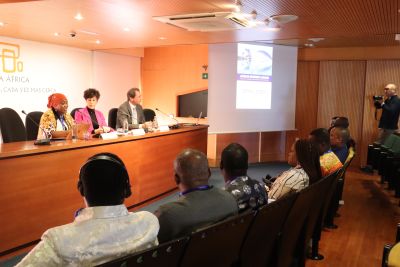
0, 21, 5, 27
53, 32, 60, 37
95, 40, 101, 44
74, 12, 84, 21
304, 43, 314, 47
123, 27, 131, 32
159, 37, 167, 40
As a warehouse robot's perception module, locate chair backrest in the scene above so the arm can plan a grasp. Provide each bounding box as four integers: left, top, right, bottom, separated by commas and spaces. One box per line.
0, 108, 27, 143
25, 111, 43, 140
180, 211, 254, 267
383, 134, 398, 148
70, 108, 82, 119
108, 108, 118, 129
143, 108, 156, 122
96, 236, 189, 267
239, 192, 298, 267
275, 180, 323, 267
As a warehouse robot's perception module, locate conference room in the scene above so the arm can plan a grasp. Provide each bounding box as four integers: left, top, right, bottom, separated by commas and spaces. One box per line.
1, 0, 400, 266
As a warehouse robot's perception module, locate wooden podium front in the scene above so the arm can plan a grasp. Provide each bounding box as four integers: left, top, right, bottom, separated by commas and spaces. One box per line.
0, 125, 208, 255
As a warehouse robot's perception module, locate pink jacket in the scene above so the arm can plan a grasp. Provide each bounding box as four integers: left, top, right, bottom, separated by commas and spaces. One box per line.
74, 107, 109, 134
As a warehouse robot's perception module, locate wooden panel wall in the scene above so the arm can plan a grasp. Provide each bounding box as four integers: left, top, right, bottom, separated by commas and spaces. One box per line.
360, 60, 400, 164
260, 132, 286, 162
215, 133, 260, 164
317, 61, 366, 166
295, 61, 320, 139
142, 44, 208, 115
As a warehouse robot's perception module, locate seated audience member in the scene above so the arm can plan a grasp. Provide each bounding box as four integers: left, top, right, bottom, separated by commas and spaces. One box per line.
330, 127, 350, 164
74, 88, 112, 136
329, 116, 356, 149
37, 93, 74, 139
155, 149, 238, 243
220, 143, 267, 212
16, 153, 159, 267
269, 139, 322, 200
116, 88, 146, 129
309, 128, 343, 176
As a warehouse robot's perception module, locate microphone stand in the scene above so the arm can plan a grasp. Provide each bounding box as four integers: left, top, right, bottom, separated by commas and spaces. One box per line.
22, 110, 51, 145
155, 108, 180, 129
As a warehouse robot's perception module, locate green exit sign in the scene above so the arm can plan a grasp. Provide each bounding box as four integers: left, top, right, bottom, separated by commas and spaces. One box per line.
202, 73, 208, 79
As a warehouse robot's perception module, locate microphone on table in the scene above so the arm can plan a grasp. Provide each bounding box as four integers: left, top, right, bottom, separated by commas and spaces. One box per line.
155, 108, 180, 129
21, 110, 51, 145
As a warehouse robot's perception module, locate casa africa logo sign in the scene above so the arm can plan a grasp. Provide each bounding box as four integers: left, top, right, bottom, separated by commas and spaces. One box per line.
0, 42, 24, 73
0, 41, 55, 94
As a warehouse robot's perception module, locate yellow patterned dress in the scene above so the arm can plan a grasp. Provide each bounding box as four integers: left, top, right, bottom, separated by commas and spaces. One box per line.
37, 109, 74, 139
320, 150, 343, 177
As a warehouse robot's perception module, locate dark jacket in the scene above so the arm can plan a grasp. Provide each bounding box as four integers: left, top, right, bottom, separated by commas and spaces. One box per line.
378, 95, 400, 130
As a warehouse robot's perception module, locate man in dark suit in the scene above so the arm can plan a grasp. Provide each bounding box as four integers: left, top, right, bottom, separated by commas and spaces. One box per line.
154, 149, 238, 243
116, 88, 146, 129
375, 83, 400, 144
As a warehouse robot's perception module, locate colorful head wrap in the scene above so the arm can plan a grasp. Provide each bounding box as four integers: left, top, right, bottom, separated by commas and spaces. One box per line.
47, 93, 67, 108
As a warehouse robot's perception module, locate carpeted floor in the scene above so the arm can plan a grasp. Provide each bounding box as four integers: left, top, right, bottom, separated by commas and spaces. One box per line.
0, 162, 289, 266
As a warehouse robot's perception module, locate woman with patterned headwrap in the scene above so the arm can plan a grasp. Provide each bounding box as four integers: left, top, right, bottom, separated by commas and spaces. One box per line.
37, 93, 74, 139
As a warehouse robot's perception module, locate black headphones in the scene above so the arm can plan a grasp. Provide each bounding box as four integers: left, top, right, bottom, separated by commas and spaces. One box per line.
77, 153, 132, 198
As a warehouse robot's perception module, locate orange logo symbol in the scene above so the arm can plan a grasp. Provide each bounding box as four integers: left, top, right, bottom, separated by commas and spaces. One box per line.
0, 42, 24, 73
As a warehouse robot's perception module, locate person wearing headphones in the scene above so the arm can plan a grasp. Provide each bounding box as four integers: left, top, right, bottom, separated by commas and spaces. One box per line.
16, 153, 159, 266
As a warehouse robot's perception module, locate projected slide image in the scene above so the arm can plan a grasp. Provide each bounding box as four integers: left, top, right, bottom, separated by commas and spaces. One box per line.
236, 80, 271, 109
237, 44, 273, 76
236, 43, 273, 109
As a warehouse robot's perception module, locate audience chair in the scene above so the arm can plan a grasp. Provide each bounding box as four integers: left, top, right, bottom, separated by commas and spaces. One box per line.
97, 236, 189, 267
0, 107, 27, 143
302, 172, 337, 264
143, 108, 156, 122
325, 150, 356, 229
108, 108, 118, 129
25, 111, 43, 140
310, 170, 341, 260
382, 223, 400, 267
70, 108, 82, 119
275, 180, 322, 267
180, 211, 254, 267
239, 192, 298, 267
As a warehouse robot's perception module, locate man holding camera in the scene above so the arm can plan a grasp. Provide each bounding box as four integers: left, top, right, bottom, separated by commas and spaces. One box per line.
374, 83, 400, 143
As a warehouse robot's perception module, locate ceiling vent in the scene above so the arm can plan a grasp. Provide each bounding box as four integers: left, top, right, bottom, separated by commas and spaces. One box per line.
153, 12, 250, 32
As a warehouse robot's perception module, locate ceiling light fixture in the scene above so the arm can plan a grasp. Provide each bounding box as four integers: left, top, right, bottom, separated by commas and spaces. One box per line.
159, 36, 167, 40
0, 21, 6, 27
308, 37, 325, 42
269, 14, 298, 24
264, 18, 281, 31
53, 32, 60, 37
123, 27, 131, 32
74, 12, 84, 21
95, 40, 101, 44
304, 43, 314, 47
234, 0, 243, 12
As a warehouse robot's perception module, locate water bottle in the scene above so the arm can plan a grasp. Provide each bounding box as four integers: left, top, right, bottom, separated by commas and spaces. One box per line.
123, 120, 129, 133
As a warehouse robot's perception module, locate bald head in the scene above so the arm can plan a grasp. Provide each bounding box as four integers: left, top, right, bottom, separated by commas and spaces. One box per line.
174, 149, 210, 189
385, 83, 397, 97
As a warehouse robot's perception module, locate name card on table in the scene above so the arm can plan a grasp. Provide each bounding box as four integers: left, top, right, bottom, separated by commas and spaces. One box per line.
132, 129, 146, 136
159, 125, 170, 132
101, 132, 119, 140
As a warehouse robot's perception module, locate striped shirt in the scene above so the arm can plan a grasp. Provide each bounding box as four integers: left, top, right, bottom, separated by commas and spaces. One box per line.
268, 167, 309, 200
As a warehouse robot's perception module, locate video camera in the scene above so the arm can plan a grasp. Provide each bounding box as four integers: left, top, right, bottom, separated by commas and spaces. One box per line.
373, 95, 384, 101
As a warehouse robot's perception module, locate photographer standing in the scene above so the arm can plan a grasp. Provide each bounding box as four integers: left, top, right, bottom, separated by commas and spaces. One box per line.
375, 83, 400, 143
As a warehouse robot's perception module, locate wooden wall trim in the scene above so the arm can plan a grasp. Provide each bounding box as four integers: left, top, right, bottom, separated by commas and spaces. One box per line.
299, 46, 400, 61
